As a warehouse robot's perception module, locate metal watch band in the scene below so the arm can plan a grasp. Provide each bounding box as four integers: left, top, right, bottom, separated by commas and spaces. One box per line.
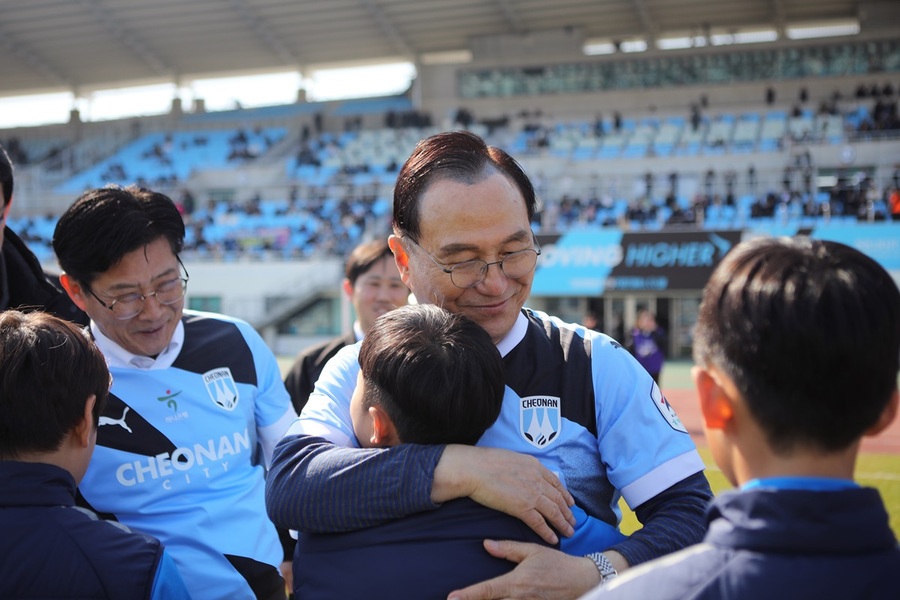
585, 552, 618, 582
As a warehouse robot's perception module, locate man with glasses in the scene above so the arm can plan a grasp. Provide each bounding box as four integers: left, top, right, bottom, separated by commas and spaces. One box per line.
0, 143, 86, 324
53, 185, 296, 600
267, 131, 712, 599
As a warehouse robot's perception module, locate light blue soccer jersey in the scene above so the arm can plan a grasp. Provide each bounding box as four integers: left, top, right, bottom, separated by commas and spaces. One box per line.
290, 308, 704, 546
80, 311, 296, 600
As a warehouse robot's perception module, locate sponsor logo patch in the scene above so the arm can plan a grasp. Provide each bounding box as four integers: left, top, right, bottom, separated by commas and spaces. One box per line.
519, 396, 561, 448
203, 367, 239, 411
652, 383, 687, 433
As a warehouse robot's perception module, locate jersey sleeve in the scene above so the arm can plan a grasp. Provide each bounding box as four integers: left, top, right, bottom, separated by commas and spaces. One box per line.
591, 334, 705, 509
237, 320, 297, 466
282, 342, 361, 447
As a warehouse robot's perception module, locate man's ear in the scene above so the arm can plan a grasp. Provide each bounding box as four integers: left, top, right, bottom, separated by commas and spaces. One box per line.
369, 405, 400, 447
692, 366, 734, 430
341, 278, 354, 299
388, 235, 412, 287
865, 390, 899, 437
74, 394, 97, 448
59, 273, 90, 311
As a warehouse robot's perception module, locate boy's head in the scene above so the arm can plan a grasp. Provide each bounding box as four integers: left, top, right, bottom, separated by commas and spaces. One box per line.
0, 311, 111, 479
693, 237, 900, 481
350, 304, 505, 447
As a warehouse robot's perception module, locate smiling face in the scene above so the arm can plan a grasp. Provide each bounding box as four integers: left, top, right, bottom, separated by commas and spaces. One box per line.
345, 254, 409, 333
394, 172, 535, 344
64, 237, 184, 357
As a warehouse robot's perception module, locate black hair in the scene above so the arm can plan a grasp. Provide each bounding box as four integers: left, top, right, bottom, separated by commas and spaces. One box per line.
694, 236, 900, 454
392, 130, 536, 241
345, 239, 396, 286
0, 311, 110, 459
52, 185, 185, 285
358, 304, 505, 445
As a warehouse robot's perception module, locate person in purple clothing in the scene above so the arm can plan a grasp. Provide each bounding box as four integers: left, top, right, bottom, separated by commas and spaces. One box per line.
581, 237, 900, 599
625, 308, 667, 384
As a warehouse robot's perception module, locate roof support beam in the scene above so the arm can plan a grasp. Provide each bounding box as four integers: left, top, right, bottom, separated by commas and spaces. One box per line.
493, 0, 525, 34
80, 0, 172, 78
226, 0, 300, 66
0, 24, 72, 89
771, 0, 787, 38
359, 0, 416, 60
633, 0, 658, 44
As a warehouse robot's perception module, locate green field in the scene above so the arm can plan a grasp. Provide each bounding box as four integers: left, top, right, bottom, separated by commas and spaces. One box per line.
619, 447, 900, 537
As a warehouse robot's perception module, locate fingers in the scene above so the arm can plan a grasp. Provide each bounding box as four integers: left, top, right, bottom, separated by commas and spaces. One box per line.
446, 542, 548, 600
535, 493, 575, 538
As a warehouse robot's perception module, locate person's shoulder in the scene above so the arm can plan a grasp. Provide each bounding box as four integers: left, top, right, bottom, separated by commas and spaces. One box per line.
297, 334, 352, 363
523, 307, 629, 353
583, 543, 724, 599
182, 308, 248, 328
56, 505, 164, 567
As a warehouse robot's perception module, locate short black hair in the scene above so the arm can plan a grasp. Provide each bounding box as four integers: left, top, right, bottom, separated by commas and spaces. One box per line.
694, 237, 900, 454
0, 143, 13, 207
358, 304, 505, 445
52, 185, 185, 285
345, 239, 395, 286
0, 311, 109, 459
393, 130, 536, 242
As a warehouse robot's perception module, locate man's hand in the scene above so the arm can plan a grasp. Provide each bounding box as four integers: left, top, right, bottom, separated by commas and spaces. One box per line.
432, 445, 575, 544
280, 561, 293, 597
446, 540, 602, 600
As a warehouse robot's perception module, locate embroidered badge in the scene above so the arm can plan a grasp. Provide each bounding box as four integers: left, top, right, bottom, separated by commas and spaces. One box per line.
519, 396, 561, 448
202, 367, 239, 411
652, 382, 687, 433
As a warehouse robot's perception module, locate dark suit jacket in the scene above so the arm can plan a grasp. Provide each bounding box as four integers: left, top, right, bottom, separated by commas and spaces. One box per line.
283, 332, 357, 414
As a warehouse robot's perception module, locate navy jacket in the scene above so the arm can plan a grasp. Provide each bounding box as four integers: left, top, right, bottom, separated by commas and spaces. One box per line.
294, 498, 550, 599
582, 487, 900, 599
0, 461, 189, 599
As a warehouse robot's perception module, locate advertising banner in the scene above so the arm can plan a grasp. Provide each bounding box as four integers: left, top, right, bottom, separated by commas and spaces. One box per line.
532, 229, 742, 296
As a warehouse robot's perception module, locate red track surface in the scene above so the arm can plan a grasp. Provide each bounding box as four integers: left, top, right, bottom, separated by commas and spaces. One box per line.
663, 388, 900, 455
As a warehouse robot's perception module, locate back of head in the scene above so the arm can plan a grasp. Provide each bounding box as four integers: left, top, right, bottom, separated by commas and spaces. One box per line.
393, 130, 536, 240
345, 238, 394, 286
0, 311, 109, 459
358, 304, 505, 445
694, 237, 900, 454
0, 143, 12, 207
52, 185, 185, 285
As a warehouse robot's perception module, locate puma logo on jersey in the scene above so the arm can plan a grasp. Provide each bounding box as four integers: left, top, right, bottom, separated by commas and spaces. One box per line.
99, 406, 133, 433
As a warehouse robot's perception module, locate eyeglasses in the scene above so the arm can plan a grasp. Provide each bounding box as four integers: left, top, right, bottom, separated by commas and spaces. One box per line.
87, 259, 189, 320
405, 236, 541, 289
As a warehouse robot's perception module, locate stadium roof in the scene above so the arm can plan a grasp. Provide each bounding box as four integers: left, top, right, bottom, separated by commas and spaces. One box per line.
0, 0, 889, 98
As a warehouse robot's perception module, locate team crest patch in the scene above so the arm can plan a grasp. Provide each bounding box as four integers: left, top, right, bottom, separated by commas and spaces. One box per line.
203, 367, 239, 411
519, 396, 561, 449
652, 383, 687, 433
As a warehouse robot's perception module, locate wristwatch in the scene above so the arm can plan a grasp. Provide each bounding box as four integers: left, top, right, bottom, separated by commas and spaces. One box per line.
585, 552, 618, 583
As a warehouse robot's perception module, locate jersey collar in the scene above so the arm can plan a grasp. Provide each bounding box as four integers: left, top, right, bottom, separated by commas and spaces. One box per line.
496, 310, 528, 357
91, 318, 184, 370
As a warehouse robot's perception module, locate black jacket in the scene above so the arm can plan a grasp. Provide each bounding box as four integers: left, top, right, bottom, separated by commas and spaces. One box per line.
1, 226, 88, 324
283, 332, 357, 414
